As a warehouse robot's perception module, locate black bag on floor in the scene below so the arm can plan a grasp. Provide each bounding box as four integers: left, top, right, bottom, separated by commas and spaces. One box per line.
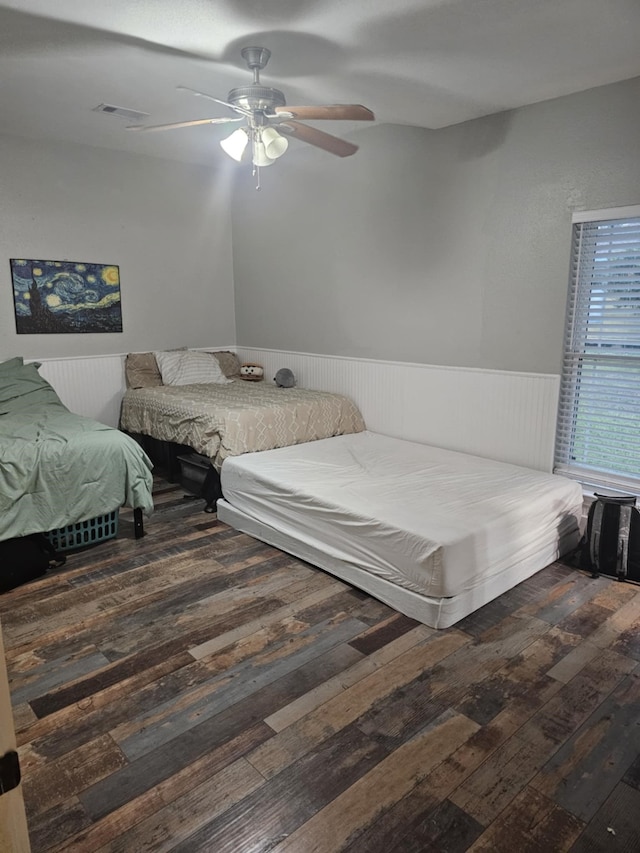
579, 494, 640, 582
0, 534, 65, 593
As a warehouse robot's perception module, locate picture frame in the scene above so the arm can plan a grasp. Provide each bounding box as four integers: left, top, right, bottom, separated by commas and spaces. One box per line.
10, 258, 123, 334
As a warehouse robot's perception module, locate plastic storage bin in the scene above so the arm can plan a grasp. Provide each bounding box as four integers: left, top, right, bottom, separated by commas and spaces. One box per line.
44, 510, 119, 552
177, 452, 210, 496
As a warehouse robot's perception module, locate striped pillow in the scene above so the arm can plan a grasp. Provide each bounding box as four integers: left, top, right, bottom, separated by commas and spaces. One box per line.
154, 350, 233, 386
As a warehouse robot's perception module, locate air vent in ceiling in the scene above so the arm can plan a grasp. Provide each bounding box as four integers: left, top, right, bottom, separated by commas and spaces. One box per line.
92, 104, 150, 121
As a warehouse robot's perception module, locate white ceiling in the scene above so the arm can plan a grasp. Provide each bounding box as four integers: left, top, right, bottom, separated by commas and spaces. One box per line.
1, 0, 639, 167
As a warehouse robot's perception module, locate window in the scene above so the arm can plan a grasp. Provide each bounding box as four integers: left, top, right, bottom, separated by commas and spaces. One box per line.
555, 205, 640, 494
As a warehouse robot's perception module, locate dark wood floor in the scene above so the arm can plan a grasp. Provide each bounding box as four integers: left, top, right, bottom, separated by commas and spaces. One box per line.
2, 478, 640, 852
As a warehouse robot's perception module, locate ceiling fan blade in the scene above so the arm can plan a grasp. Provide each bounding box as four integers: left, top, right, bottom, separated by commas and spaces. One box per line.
176, 86, 253, 118
127, 117, 243, 132
279, 121, 359, 157
275, 105, 374, 121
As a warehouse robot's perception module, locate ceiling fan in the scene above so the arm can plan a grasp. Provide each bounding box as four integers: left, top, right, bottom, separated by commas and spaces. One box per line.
127, 46, 375, 180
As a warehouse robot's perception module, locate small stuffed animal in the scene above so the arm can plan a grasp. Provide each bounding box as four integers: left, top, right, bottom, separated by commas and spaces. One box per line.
274, 368, 295, 388
240, 363, 264, 381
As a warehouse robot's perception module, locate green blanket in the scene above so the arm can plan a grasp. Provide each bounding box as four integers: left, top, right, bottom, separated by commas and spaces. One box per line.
0, 358, 153, 541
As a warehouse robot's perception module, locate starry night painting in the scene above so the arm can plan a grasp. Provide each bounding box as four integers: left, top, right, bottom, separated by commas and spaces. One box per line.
11, 258, 123, 334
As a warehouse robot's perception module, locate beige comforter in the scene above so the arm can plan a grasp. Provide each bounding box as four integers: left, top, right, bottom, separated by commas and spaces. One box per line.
120, 381, 365, 470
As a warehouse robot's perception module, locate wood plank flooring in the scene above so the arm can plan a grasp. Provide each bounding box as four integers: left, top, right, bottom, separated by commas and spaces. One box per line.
2, 477, 640, 852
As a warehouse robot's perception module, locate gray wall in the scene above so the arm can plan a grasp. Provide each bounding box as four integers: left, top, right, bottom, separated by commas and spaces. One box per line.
0, 134, 236, 361
1, 75, 638, 375
231, 76, 640, 375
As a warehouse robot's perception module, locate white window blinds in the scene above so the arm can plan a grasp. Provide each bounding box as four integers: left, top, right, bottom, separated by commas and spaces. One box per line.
554, 208, 640, 493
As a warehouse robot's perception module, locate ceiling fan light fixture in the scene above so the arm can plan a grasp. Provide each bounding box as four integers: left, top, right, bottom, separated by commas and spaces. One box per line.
220, 127, 249, 162
261, 126, 288, 160
252, 140, 275, 168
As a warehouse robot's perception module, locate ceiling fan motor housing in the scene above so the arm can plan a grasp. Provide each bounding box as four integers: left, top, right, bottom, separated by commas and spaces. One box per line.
227, 85, 286, 112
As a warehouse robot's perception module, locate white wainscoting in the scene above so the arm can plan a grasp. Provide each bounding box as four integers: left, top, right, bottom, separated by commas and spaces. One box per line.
238, 348, 560, 472
33, 348, 560, 472
35, 354, 127, 428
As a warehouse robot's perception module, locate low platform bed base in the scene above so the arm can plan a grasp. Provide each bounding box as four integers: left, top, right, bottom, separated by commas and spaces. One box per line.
127, 432, 222, 511
216, 499, 572, 629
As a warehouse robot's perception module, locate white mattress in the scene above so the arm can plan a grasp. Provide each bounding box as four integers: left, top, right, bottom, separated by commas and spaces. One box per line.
219, 431, 583, 602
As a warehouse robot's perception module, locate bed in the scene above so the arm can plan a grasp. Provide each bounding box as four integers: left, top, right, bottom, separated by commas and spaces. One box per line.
0, 357, 154, 543
217, 431, 584, 628
119, 349, 365, 474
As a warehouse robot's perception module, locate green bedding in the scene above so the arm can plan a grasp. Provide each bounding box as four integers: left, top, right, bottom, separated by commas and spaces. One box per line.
0, 358, 154, 541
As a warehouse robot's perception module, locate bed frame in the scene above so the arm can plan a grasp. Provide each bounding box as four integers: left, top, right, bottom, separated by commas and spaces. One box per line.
217, 499, 577, 629
128, 433, 222, 511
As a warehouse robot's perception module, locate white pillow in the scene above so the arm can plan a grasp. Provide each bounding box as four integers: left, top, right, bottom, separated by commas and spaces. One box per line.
154, 350, 233, 386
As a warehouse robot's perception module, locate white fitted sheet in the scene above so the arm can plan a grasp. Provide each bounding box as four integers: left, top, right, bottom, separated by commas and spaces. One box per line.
220, 431, 583, 602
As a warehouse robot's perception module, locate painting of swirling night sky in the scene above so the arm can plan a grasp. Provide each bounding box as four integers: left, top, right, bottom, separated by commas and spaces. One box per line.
11, 258, 122, 334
